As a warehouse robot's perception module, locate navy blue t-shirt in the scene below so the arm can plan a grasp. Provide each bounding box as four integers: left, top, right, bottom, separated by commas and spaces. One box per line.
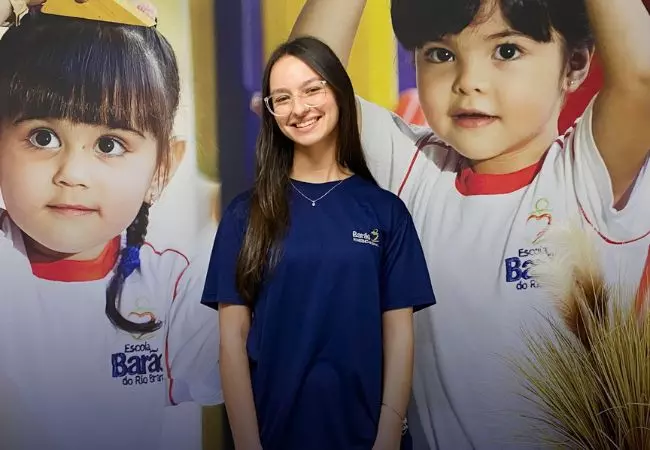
202, 175, 435, 450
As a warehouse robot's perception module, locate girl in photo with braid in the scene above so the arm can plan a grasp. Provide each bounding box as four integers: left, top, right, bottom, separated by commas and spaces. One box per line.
0, 2, 221, 449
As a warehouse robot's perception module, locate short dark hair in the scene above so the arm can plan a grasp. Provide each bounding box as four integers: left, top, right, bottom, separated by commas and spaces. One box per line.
392, 0, 594, 55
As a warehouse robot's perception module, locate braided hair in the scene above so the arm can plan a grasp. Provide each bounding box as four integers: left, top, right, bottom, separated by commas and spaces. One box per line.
0, 14, 181, 334
105, 202, 161, 334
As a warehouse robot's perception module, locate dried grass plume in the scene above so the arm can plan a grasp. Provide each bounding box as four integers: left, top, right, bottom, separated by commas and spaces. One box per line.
515, 224, 650, 449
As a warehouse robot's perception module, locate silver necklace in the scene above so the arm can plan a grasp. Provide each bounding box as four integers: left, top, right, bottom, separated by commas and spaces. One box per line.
290, 178, 345, 206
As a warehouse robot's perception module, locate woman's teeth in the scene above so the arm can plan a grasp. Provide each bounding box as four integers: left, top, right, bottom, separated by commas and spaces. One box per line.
295, 117, 319, 128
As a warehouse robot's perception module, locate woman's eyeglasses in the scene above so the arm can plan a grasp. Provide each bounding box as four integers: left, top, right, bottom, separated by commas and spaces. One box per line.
264, 80, 328, 117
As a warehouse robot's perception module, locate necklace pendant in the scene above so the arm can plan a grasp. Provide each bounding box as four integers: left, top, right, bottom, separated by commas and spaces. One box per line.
311, 202, 316, 206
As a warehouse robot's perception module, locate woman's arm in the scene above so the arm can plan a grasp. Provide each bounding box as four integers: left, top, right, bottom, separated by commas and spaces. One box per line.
289, 0, 367, 67
374, 307, 414, 450
588, 0, 650, 205
219, 303, 262, 450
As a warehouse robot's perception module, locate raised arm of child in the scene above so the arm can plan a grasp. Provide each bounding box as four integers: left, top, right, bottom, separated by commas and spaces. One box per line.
288, 0, 436, 192
589, 0, 650, 206
290, 0, 367, 67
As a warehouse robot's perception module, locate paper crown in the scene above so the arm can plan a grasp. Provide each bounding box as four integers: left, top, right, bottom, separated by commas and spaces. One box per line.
40, 0, 156, 27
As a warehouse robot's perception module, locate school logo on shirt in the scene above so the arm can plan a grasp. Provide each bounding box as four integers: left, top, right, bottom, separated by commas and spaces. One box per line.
110, 300, 165, 387
352, 229, 380, 247
503, 198, 554, 291
111, 340, 165, 387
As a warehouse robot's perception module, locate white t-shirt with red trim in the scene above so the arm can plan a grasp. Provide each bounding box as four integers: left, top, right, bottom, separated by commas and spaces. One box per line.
358, 97, 650, 449
0, 211, 222, 450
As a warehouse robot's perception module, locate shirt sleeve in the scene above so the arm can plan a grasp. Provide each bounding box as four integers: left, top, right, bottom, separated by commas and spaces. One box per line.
380, 199, 436, 312
165, 248, 223, 407
201, 196, 249, 308
569, 96, 650, 241
357, 96, 438, 192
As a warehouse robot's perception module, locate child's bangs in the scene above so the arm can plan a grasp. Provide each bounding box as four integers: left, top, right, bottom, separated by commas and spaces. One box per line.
0, 17, 172, 138
392, 0, 557, 50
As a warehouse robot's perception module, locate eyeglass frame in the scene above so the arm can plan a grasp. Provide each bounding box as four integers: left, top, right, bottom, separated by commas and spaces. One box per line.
263, 80, 329, 117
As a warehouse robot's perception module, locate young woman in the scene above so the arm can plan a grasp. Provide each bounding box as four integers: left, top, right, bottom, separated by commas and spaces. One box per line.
0, 2, 221, 449
290, 0, 650, 448
202, 36, 435, 450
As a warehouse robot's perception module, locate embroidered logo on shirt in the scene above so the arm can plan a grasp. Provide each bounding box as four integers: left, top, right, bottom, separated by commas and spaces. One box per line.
526, 198, 553, 244
503, 198, 555, 291
352, 229, 380, 247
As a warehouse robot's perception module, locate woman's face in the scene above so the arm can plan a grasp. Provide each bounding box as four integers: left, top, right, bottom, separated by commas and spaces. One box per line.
266, 56, 339, 149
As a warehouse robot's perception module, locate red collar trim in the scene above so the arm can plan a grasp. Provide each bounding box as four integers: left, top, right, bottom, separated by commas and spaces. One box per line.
30, 237, 120, 282
455, 155, 545, 196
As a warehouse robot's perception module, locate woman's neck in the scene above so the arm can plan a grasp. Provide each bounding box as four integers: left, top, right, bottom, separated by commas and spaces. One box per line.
292, 141, 351, 183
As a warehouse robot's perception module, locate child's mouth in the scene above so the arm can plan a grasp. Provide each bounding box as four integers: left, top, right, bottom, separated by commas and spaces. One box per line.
452, 112, 498, 129
48, 204, 98, 216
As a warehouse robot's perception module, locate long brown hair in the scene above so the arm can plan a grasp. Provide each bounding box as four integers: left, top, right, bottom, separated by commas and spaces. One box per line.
235, 36, 376, 305
0, 12, 180, 334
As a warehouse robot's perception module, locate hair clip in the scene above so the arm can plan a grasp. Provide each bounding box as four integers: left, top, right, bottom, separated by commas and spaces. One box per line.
40, 0, 157, 27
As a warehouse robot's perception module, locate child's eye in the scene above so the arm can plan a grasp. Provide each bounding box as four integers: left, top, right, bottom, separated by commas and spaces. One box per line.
28, 129, 61, 149
95, 137, 126, 156
423, 47, 455, 63
494, 44, 522, 61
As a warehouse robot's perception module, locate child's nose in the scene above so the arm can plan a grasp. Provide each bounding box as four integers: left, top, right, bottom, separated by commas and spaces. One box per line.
453, 60, 490, 95
53, 149, 91, 188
